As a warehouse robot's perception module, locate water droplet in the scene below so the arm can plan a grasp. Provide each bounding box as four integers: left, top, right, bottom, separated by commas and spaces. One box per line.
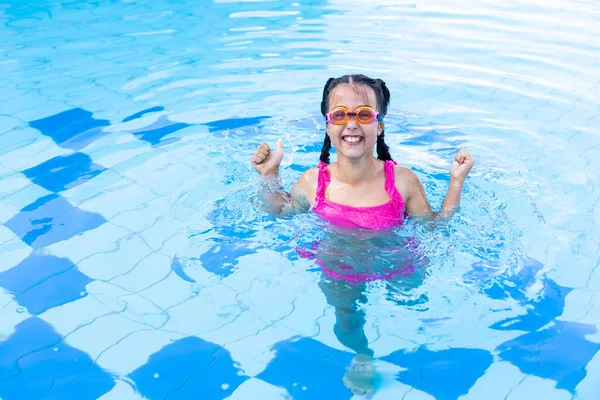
221, 383, 230, 390
16, 307, 25, 313
153, 373, 159, 379
302, 386, 307, 391
80, 291, 86, 296
53, 347, 59, 352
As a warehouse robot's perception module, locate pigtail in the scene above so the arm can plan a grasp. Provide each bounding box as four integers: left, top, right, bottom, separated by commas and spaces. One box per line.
320, 134, 332, 164
376, 132, 393, 161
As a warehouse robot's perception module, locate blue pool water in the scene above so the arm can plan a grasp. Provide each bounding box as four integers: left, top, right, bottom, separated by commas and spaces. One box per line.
1, 0, 599, 399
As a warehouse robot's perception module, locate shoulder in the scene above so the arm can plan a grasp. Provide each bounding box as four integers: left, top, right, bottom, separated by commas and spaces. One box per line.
393, 165, 423, 200
298, 167, 319, 187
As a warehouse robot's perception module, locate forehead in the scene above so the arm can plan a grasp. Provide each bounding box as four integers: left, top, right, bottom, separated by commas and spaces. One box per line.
329, 84, 377, 108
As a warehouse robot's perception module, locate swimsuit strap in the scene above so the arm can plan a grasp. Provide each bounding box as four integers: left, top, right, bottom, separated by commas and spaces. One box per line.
384, 160, 402, 201
314, 161, 331, 206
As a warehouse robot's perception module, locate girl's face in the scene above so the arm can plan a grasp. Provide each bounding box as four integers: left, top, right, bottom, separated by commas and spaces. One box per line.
326, 84, 383, 162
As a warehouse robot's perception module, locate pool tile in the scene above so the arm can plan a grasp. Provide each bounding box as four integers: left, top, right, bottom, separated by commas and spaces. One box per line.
64, 313, 149, 362
496, 321, 600, 393
76, 233, 154, 281
29, 107, 110, 150
111, 150, 176, 181
130, 115, 192, 145
224, 324, 301, 377
225, 378, 291, 400
460, 361, 526, 400
0, 115, 22, 135
0, 288, 32, 340
506, 375, 572, 400
88, 133, 154, 168
0, 180, 52, 225
137, 272, 199, 310
22, 152, 106, 193
0, 133, 72, 171
39, 294, 115, 337
0, 317, 115, 400
135, 162, 199, 196
98, 380, 146, 400
257, 337, 355, 400
5, 194, 107, 248
574, 349, 600, 399
45, 222, 130, 264
381, 347, 494, 400
109, 195, 171, 233
164, 285, 242, 335
85, 280, 167, 328
0, 253, 92, 315
77, 183, 157, 219
61, 168, 132, 207
127, 335, 247, 400
109, 252, 172, 293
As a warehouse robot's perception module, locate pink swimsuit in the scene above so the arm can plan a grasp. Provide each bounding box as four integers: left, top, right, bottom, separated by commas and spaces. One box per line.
311, 160, 406, 230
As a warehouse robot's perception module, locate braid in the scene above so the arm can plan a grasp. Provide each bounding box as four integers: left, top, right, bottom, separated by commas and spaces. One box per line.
319, 134, 332, 164
376, 132, 393, 161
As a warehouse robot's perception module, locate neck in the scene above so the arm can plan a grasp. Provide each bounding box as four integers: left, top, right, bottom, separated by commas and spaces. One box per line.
334, 155, 381, 185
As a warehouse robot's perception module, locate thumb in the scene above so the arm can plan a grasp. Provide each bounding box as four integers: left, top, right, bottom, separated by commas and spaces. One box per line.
275, 138, 283, 154
273, 138, 284, 161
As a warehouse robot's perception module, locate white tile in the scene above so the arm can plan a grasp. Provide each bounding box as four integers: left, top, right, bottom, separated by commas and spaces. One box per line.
225, 378, 291, 400
39, 294, 115, 336
47, 223, 130, 264
0, 288, 32, 340
460, 361, 525, 400
574, 349, 600, 399
0, 236, 32, 273
88, 134, 154, 169
61, 169, 132, 207
164, 284, 243, 336
558, 289, 600, 325
96, 328, 185, 376
109, 252, 172, 293
402, 389, 436, 400
13, 101, 71, 123
110, 195, 171, 233
0, 115, 23, 135
112, 151, 176, 181
136, 162, 201, 196
137, 214, 185, 252
77, 183, 157, 220
224, 324, 301, 377
86, 281, 167, 328
64, 313, 148, 363
506, 375, 572, 400
77, 233, 154, 281
0, 134, 71, 171
137, 272, 201, 310
201, 311, 268, 345
98, 380, 146, 400
0, 172, 33, 197
0, 182, 52, 224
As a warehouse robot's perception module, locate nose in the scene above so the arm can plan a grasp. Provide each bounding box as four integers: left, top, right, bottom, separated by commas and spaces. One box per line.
345, 115, 359, 130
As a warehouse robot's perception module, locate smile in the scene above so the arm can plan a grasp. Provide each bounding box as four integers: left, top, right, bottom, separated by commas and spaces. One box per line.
342, 136, 364, 143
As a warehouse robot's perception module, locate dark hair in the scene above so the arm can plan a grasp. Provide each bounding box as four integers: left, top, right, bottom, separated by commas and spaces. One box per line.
319, 74, 392, 164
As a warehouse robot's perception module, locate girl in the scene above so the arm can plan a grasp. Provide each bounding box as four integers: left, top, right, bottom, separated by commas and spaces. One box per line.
251, 74, 475, 396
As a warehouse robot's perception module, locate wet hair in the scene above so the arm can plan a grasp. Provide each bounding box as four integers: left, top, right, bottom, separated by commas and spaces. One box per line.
319, 74, 392, 164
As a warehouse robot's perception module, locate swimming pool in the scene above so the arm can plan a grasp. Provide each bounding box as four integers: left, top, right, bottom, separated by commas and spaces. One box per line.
1, 0, 599, 398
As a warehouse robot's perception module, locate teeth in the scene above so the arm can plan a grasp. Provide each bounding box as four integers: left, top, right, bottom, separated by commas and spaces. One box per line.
344, 136, 362, 143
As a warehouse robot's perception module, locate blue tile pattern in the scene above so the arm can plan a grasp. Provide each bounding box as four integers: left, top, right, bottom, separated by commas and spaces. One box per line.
1, 0, 599, 398
0, 318, 115, 400
0, 253, 92, 315
5, 194, 106, 248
